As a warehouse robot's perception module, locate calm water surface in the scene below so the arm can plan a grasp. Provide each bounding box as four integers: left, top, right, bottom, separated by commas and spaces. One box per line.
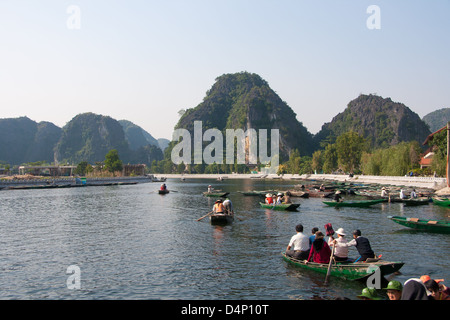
1, 178, 449, 300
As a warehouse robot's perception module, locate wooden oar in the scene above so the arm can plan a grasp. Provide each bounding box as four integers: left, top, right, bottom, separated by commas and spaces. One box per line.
324, 245, 335, 285
197, 211, 213, 221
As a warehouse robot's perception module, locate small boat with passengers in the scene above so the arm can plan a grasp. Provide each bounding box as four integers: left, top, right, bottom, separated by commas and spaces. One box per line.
259, 202, 300, 211
281, 252, 404, 281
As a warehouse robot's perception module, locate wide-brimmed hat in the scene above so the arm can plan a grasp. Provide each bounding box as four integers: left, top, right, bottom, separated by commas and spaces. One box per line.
215, 199, 222, 203
335, 190, 341, 194
336, 228, 346, 236
266, 193, 271, 198
277, 193, 283, 196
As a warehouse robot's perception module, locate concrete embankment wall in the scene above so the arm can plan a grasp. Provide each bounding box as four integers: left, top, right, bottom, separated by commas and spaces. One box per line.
158, 173, 447, 190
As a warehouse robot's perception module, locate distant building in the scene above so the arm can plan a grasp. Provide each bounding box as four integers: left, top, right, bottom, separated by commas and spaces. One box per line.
122, 164, 146, 176
18, 165, 76, 176
419, 151, 434, 169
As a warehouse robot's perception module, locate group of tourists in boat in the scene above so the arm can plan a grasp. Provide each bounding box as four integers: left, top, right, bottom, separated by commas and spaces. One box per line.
265, 192, 292, 205
285, 224, 376, 264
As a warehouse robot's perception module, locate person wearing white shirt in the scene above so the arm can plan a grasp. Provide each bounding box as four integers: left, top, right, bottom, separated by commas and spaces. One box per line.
286, 224, 310, 260
328, 228, 349, 262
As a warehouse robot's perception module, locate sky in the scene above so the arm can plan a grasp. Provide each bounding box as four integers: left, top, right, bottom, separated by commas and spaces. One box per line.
0, 0, 449, 140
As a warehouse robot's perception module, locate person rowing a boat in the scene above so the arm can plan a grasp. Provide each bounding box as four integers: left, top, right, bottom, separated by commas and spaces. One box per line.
283, 191, 292, 204
333, 229, 375, 262
285, 224, 310, 260
207, 185, 214, 193
160, 183, 167, 191
212, 199, 225, 214
333, 190, 342, 202
223, 198, 234, 215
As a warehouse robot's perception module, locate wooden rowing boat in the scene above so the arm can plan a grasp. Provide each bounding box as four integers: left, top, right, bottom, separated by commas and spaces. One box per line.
259, 202, 300, 211
400, 198, 430, 206
388, 215, 450, 234
203, 191, 230, 197
281, 252, 404, 281
209, 214, 234, 225
158, 189, 169, 194
432, 197, 450, 207
323, 199, 386, 208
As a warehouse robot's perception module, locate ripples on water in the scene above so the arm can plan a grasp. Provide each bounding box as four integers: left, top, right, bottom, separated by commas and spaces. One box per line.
0, 178, 449, 300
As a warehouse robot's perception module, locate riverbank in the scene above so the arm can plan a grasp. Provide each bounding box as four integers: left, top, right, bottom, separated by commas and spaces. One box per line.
159, 173, 448, 191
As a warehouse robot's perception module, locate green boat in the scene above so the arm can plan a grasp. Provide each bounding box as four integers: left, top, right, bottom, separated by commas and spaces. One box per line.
388, 215, 450, 234
259, 202, 300, 211
401, 198, 430, 206
432, 197, 450, 207
203, 191, 230, 198
281, 252, 404, 281
323, 199, 386, 208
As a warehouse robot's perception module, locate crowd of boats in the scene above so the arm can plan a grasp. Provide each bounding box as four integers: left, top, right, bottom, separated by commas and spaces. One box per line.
158, 179, 450, 291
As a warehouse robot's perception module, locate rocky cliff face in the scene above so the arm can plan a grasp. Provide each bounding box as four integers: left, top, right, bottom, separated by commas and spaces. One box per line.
423, 108, 450, 132
0, 117, 61, 164
175, 72, 315, 161
314, 94, 431, 148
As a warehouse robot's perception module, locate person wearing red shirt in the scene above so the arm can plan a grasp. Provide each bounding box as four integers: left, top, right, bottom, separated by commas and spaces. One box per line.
308, 231, 332, 264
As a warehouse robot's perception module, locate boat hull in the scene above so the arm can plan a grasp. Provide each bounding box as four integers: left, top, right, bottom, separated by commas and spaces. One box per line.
281, 253, 404, 281
432, 197, 450, 207
203, 192, 230, 197
388, 215, 450, 234
259, 202, 300, 211
158, 189, 169, 194
209, 214, 234, 225
323, 199, 386, 208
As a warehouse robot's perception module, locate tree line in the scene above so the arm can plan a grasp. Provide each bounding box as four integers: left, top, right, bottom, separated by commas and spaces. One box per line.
146, 130, 443, 177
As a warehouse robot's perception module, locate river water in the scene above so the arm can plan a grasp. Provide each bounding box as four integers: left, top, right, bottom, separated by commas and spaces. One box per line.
1, 178, 449, 300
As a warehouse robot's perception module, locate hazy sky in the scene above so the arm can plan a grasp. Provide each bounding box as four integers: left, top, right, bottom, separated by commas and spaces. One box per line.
1, 1, 449, 139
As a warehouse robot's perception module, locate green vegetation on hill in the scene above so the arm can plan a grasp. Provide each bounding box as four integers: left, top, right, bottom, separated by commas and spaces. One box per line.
314, 94, 431, 149
423, 108, 450, 132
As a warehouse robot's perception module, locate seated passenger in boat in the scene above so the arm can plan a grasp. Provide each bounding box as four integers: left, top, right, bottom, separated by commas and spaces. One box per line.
335, 229, 375, 262
160, 183, 167, 191
328, 228, 349, 262
308, 231, 332, 264
276, 193, 283, 204
286, 224, 310, 260
265, 194, 273, 205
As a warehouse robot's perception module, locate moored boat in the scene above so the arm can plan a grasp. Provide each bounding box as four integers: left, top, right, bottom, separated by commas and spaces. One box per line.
432, 197, 450, 207
281, 252, 404, 281
259, 202, 300, 211
209, 214, 234, 225
388, 215, 450, 234
323, 199, 386, 208
400, 198, 430, 206
203, 191, 230, 197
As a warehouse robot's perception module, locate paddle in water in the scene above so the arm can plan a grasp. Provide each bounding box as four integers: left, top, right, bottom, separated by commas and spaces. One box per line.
197, 211, 213, 221
324, 223, 335, 285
